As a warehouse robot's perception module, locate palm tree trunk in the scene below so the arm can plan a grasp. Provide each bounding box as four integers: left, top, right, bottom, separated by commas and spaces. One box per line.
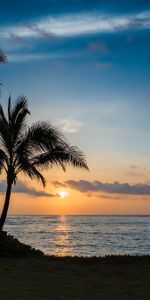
0, 180, 12, 232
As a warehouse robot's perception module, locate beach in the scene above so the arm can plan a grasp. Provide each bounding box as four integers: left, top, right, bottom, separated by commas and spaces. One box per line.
0, 255, 150, 299
1, 234, 150, 299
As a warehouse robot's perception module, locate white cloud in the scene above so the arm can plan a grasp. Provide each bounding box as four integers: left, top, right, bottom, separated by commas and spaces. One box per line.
1, 11, 150, 39
58, 119, 83, 133
7, 53, 68, 62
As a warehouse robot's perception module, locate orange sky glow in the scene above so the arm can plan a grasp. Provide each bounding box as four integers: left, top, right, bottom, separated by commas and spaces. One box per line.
1, 163, 150, 215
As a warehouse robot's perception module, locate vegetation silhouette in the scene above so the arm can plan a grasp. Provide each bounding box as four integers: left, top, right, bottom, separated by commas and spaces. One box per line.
0, 49, 7, 90
0, 97, 88, 232
0, 50, 7, 63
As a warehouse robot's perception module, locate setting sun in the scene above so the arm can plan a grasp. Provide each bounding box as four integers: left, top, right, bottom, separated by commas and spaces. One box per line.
58, 191, 69, 198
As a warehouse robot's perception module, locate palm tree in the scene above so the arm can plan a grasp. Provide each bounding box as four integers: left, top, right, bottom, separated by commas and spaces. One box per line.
0, 97, 88, 232
0, 49, 7, 63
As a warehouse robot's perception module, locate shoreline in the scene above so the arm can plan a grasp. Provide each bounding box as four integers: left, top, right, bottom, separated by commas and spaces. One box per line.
0, 233, 150, 299
1, 232, 150, 259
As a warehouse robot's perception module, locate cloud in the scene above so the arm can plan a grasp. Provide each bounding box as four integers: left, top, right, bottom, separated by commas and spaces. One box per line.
25, 22, 55, 40
58, 119, 83, 133
100, 195, 125, 200
7, 53, 68, 62
89, 41, 109, 54
126, 165, 146, 177
65, 180, 150, 196
0, 180, 57, 197
126, 171, 144, 177
10, 33, 24, 45
1, 11, 150, 40
130, 164, 139, 170
53, 181, 67, 188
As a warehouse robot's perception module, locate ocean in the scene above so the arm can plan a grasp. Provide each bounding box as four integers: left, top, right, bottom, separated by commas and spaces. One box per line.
5, 215, 150, 256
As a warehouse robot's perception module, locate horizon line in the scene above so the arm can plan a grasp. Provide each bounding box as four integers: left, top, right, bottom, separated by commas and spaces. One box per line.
7, 214, 150, 217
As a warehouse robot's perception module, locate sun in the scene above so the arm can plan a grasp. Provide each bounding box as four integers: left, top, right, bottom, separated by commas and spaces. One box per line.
58, 190, 68, 198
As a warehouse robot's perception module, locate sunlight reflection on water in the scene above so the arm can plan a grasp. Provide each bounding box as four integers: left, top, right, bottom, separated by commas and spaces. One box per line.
5, 215, 150, 256
53, 215, 72, 256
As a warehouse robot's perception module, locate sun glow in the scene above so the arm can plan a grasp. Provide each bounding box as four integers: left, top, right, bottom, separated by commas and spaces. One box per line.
58, 190, 69, 198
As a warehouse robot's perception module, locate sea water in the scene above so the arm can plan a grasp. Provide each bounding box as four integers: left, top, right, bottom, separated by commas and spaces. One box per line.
5, 215, 150, 256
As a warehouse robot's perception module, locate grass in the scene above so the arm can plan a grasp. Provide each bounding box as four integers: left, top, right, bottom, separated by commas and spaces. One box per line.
0, 231, 43, 258
0, 233, 150, 300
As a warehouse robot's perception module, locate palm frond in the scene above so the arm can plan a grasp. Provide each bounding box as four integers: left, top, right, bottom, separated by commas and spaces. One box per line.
28, 165, 46, 187
0, 149, 8, 173
33, 145, 89, 171
63, 146, 89, 170
0, 104, 7, 123
17, 156, 46, 187
0, 104, 10, 153
24, 121, 65, 152
8, 97, 30, 145
11, 96, 30, 123
0, 50, 7, 63
8, 96, 12, 124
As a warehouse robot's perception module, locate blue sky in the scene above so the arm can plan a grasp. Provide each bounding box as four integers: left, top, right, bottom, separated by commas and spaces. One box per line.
1, 0, 150, 189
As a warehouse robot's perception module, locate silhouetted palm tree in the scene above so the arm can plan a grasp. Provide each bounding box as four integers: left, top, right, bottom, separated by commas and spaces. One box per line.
0, 97, 88, 232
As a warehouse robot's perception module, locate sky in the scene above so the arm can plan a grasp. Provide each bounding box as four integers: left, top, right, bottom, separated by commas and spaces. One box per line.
0, 0, 150, 215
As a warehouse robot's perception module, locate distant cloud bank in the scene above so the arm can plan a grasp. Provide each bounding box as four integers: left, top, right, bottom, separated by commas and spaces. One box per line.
64, 180, 150, 196
0, 180, 57, 197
